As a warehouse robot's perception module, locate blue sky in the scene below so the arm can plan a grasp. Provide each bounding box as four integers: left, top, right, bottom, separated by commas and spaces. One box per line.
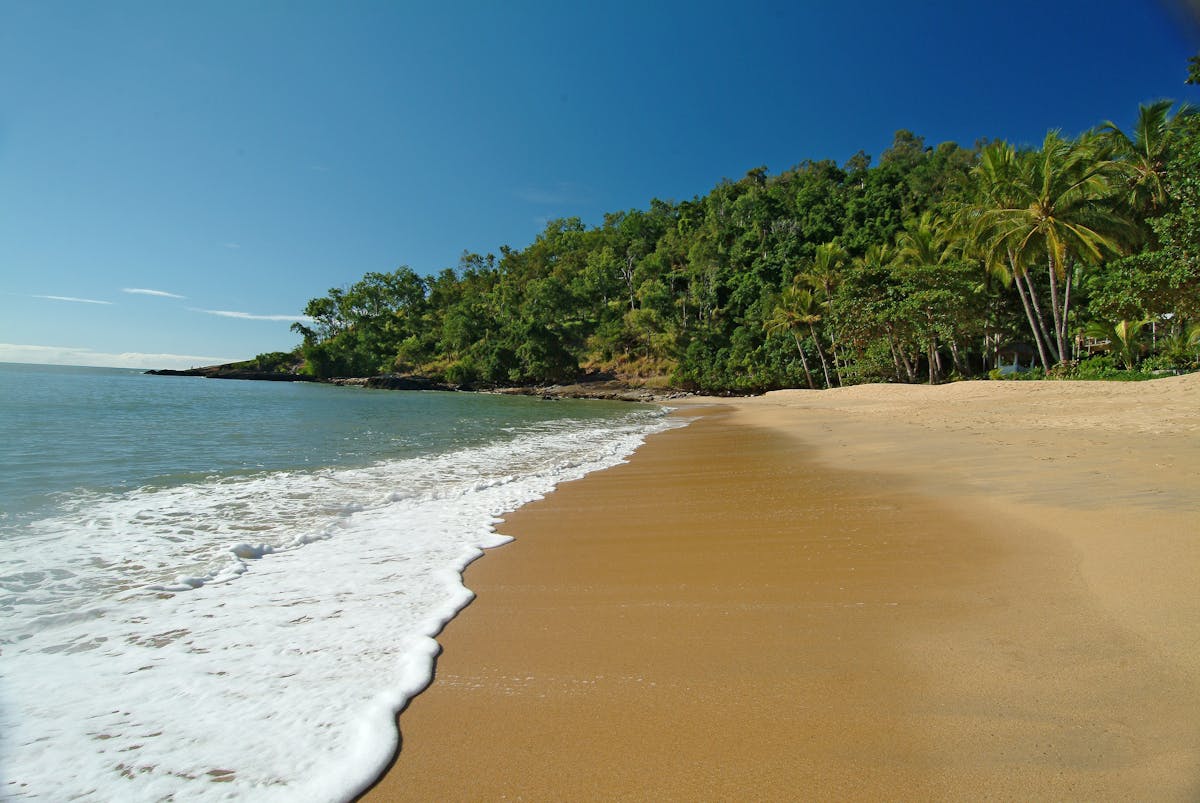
1, 0, 1196, 368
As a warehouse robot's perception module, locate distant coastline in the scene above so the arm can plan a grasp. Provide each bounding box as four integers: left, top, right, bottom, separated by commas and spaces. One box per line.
145, 363, 694, 402
145, 366, 320, 382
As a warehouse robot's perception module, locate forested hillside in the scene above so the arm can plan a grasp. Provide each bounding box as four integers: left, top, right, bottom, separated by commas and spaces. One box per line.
287, 95, 1200, 393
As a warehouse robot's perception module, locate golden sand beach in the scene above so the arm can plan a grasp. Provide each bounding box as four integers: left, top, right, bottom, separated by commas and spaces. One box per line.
365, 375, 1200, 800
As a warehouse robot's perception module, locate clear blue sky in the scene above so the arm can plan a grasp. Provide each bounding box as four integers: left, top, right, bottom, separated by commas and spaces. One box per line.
2, 0, 1196, 368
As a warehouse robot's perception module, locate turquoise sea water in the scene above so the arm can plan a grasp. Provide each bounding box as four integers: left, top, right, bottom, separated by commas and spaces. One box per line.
0, 363, 648, 519
0, 363, 677, 800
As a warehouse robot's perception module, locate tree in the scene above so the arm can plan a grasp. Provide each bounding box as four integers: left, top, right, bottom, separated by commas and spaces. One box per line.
837, 243, 920, 383
972, 133, 1133, 363
1101, 100, 1196, 218
1090, 103, 1200, 324
765, 286, 824, 388
798, 242, 848, 385
1084, 318, 1151, 369
958, 142, 1055, 368
895, 213, 952, 382
1156, 320, 1200, 367
288, 84, 1200, 390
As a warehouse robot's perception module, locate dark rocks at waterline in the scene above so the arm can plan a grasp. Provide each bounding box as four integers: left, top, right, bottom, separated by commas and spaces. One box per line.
145, 368, 317, 382
326, 375, 458, 392
326, 374, 687, 400
488, 380, 691, 403
146, 367, 693, 401
146, 368, 452, 389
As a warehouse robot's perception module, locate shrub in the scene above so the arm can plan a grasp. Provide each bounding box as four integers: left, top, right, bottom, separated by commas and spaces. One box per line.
444, 359, 479, 386
1069, 354, 1153, 381
989, 366, 1045, 380
1138, 354, 1188, 374
253, 351, 297, 372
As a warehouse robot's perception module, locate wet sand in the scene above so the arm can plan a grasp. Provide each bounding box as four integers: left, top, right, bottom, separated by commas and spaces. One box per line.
364, 375, 1200, 800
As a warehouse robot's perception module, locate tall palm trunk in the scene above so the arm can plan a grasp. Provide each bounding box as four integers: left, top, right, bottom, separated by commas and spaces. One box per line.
889, 341, 904, 381
808, 323, 833, 388
886, 324, 916, 382
948, 339, 965, 375
1010, 253, 1056, 367
924, 310, 941, 384
1060, 260, 1076, 360
828, 338, 844, 386
822, 280, 844, 387
1046, 249, 1068, 362
792, 332, 815, 389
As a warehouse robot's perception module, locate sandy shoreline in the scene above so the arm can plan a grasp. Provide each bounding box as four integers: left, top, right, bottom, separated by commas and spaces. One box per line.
364, 376, 1200, 800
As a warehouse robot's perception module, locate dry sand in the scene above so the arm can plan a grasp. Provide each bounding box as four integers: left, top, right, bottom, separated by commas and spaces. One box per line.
364, 375, 1200, 801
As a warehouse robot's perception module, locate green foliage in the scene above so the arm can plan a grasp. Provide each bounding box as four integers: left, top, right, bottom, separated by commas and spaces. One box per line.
840, 339, 901, 384
226, 350, 300, 372
289, 64, 1199, 392
1138, 353, 1189, 374
299, 341, 337, 379
989, 366, 1046, 381
1067, 355, 1155, 381
1148, 320, 1200, 370
443, 358, 479, 386
1083, 318, 1153, 369
1090, 104, 1200, 322
251, 351, 298, 372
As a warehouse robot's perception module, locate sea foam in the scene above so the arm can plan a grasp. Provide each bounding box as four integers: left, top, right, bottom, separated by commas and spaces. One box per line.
0, 408, 681, 801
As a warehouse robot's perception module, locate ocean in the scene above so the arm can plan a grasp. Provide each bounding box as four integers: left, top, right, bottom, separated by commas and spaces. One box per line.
0, 363, 678, 800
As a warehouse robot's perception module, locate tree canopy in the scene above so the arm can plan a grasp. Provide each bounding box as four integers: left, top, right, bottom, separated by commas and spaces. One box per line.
288, 69, 1200, 391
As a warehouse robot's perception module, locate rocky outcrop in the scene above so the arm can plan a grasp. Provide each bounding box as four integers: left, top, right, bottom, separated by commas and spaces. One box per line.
487, 377, 692, 402
145, 368, 317, 382
327, 375, 458, 392
148, 366, 692, 401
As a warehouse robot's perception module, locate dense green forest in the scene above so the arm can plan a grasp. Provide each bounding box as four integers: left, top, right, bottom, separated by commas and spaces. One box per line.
282, 76, 1200, 393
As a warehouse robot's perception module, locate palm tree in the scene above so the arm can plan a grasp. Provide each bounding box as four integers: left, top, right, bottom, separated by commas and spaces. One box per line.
1101, 100, 1196, 217
957, 142, 1056, 369
1156, 319, 1200, 367
849, 242, 918, 382
945, 154, 1020, 370
974, 132, 1133, 364
794, 286, 835, 388
896, 212, 954, 381
896, 212, 945, 263
798, 242, 848, 385
1084, 318, 1152, 369
765, 285, 832, 388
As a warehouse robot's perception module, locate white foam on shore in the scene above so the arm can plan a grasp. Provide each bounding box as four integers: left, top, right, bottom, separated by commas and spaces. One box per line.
0, 410, 682, 801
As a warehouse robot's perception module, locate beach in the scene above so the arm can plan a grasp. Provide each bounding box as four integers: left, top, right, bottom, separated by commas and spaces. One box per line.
364, 375, 1200, 800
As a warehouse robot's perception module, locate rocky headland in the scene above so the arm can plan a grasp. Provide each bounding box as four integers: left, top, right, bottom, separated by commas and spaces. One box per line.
146, 366, 692, 402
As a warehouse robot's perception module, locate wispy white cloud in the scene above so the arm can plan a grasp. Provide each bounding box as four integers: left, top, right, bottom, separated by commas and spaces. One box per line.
123, 287, 186, 299
33, 294, 113, 305
515, 182, 590, 206
192, 308, 313, 323
0, 343, 237, 370
223, 242, 241, 250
